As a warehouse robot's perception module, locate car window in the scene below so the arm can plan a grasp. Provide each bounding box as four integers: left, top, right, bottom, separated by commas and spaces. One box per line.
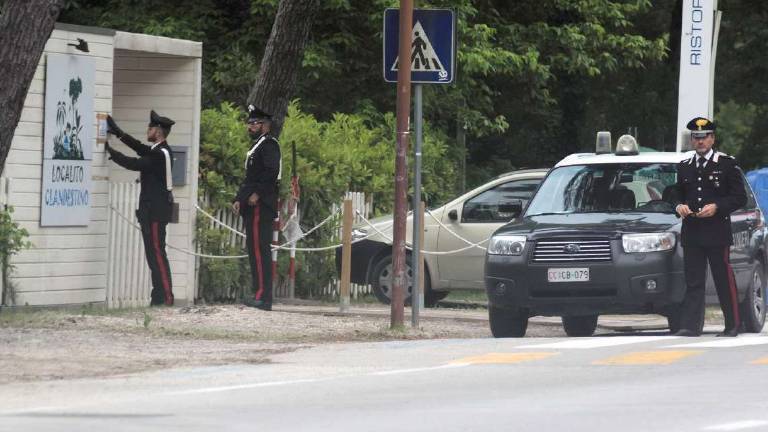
462, 178, 542, 223
526, 163, 679, 215
741, 171, 757, 210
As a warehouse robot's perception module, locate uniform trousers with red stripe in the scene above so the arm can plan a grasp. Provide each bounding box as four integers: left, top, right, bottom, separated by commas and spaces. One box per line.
139, 220, 174, 306
243, 202, 274, 305
679, 245, 740, 332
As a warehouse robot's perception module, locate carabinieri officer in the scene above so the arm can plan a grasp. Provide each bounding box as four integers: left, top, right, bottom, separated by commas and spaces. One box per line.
674, 117, 747, 337
106, 110, 176, 306
232, 105, 281, 311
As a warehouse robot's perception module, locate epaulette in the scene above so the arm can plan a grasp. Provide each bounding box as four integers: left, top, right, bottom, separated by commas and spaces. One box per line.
716, 151, 733, 159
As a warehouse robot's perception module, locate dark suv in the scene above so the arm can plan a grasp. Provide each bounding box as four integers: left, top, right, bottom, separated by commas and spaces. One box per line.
484, 148, 767, 337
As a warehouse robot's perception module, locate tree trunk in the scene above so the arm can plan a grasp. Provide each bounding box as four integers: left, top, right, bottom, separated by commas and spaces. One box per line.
0, 0, 65, 177
247, 0, 320, 138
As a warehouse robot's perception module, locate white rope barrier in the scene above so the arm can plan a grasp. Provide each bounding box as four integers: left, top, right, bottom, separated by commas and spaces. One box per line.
425, 208, 488, 251
195, 204, 246, 238
110, 206, 248, 259
353, 210, 490, 255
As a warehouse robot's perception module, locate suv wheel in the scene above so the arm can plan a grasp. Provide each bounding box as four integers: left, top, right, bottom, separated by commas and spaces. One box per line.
740, 263, 766, 333
370, 255, 444, 307
562, 315, 598, 337
489, 306, 528, 337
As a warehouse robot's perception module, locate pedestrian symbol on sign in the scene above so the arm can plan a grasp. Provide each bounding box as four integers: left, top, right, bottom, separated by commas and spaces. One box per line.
390, 21, 447, 80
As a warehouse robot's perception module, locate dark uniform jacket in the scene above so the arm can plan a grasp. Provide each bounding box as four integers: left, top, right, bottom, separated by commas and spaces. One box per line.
675, 150, 747, 247
235, 133, 281, 217
109, 135, 174, 223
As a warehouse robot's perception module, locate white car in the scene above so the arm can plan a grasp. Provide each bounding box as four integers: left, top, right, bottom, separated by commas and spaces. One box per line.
338, 169, 548, 305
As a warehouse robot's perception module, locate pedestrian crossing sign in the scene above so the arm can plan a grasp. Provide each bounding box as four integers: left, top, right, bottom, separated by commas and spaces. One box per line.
383, 8, 456, 84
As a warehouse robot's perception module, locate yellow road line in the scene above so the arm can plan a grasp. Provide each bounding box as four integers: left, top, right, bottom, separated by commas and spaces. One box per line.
593, 351, 703, 365
450, 352, 558, 365
750, 357, 768, 365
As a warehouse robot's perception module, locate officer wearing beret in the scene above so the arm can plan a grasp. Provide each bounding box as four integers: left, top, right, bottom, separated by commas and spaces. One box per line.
674, 117, 747, 336
106, 110, 176, 306
232, 105, 281, 311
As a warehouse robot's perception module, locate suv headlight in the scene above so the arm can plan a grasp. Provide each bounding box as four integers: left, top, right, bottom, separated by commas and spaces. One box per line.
488, 235, 527, 255
622, 233, 676, 253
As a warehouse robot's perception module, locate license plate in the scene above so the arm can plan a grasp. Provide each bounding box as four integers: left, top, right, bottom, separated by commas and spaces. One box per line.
547, 268, 589, 283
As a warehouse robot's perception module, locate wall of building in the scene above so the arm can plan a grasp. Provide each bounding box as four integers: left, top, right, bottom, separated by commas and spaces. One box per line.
1, 25, 201, 307
2, 26, 114, 306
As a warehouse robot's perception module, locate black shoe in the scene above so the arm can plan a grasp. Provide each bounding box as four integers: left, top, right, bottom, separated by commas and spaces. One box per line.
244, 298, 272, 311
716, 328, 739, 337
672, 329, 699, 337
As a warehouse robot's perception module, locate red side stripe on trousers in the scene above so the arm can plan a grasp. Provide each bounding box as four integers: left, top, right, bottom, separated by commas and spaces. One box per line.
152, 222, 172, 304
724, 246, 741, 328
253, 203, 264, 300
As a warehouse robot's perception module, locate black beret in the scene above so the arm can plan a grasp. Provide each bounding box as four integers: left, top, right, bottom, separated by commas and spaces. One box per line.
149, 110, 175, 130
247, 104, 272, 123
686, 116, 715, 133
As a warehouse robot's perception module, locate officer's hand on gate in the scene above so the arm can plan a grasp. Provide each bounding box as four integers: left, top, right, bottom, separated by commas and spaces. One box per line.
232, 201, 240, 214
676, 204, 693, 218
106, 115, 124, 138
696, 203, 717, 218
247, 193, 259, 206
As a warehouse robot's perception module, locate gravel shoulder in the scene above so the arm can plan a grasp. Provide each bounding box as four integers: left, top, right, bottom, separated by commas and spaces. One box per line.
0, 304, 496, 384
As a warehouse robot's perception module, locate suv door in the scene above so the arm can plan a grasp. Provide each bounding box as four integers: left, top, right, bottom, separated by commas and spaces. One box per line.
436, 177, 542, 288
706, 170, 759, 302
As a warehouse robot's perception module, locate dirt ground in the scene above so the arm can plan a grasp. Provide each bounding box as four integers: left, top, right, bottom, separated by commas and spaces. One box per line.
0, 303, 499, 384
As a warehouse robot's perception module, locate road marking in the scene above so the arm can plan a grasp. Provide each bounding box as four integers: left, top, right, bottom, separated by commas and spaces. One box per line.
668, 335, 768, 348
371, 363, 467, 376
166, 364, 468, 395
749, 357, 768, 365
703, 420, 768, 430
593, 350, 702, 365
450, 352, 558, 365
518, 336, 679, 349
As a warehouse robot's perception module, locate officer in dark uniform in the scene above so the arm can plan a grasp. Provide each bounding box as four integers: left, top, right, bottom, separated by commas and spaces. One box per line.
106, 110, 176, 306
674, 117, 747, 337
232, 105, 281, 311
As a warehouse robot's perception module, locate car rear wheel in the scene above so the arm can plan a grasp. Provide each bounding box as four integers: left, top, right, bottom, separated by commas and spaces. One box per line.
489, 306, 528, 338
562, 315, 598, 337
740, 263, 766, 333
370, 255, 444, 307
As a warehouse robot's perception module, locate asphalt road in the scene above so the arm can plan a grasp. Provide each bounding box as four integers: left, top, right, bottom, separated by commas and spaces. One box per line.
2, 331, 768, 432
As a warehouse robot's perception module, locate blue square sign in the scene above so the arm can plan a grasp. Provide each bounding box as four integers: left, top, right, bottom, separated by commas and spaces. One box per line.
383, 8, 456, 84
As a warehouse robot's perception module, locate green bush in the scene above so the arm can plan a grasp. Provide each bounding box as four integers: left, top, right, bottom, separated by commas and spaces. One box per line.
196, 101, 459, 300
0, 206, 31, 305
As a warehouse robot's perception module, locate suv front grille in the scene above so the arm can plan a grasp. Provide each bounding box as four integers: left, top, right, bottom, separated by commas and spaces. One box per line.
532, 238, 612, 263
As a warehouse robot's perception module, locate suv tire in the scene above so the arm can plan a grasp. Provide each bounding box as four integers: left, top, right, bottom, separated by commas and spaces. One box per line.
740, 263, 766, 333
489, 306, 528, 338
562, 315, 598, 337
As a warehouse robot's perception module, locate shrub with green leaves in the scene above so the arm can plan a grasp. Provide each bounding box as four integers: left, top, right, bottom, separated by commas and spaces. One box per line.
0, 206, 31, 304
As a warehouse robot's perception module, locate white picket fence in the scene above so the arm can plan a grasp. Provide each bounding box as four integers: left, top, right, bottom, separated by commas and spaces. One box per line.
106, 182, 152, 308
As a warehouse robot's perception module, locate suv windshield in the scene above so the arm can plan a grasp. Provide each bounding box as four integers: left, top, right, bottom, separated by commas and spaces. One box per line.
525, 163, 678, 216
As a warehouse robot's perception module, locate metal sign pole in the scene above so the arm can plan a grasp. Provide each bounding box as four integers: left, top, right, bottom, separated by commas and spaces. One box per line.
412, 84, 423, 327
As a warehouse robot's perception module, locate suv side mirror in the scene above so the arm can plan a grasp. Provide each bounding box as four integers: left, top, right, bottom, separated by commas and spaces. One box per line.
498, 199, 523, 219
448, 209, 458, 221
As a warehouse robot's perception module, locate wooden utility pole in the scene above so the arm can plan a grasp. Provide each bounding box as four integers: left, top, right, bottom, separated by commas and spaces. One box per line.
391, 0, 413, 328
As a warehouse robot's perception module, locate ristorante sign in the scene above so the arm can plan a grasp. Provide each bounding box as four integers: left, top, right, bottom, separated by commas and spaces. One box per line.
41, 54, 95, 226
676, 0, 716, 152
